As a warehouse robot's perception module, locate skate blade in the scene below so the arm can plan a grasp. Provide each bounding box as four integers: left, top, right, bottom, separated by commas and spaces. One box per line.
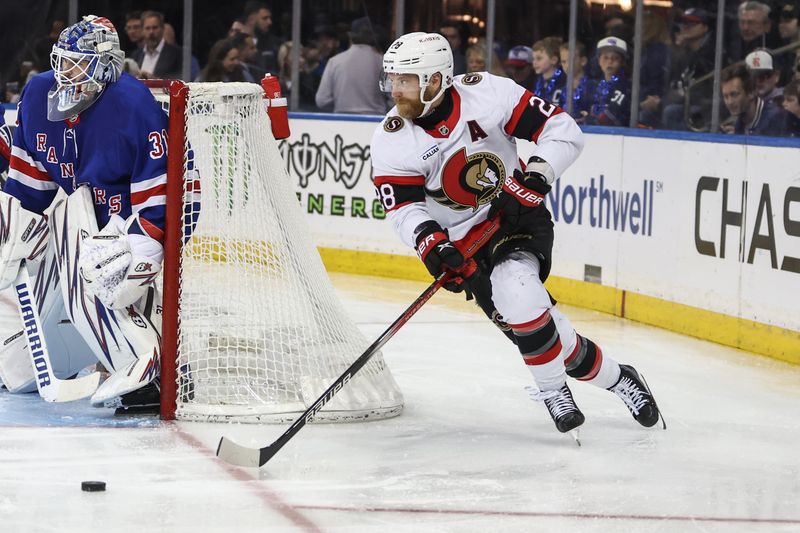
569, 428, 581, 447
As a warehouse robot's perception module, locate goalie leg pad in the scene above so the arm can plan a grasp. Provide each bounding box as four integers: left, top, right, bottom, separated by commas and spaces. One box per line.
50, 188, 162, 401
0, 253, 96, 392
0, 191, 51, 290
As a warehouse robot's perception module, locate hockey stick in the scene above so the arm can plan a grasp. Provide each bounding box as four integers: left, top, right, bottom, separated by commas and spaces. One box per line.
12, 261, 100, 402
217, 217, 501, 467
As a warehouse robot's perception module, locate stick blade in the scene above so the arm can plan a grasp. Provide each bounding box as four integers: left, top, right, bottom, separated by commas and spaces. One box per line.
216, 436, 265, 467
42, 372, 101, 403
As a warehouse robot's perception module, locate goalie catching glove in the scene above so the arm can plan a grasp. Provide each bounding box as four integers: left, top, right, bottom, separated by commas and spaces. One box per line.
0, 191, 50, 290
488, 156, 554, 228
414, 220, 476, 293
80, 214, 163, 310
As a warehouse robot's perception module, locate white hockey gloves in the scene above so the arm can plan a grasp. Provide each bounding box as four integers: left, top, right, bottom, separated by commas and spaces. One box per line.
0, 191, 50, 290
80, 214, 163, 310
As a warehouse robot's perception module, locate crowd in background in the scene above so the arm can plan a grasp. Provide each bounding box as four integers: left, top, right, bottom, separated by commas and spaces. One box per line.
4, 1, 800, 137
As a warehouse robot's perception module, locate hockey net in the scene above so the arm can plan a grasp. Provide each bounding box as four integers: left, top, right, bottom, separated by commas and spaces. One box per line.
148, 80, 404, 423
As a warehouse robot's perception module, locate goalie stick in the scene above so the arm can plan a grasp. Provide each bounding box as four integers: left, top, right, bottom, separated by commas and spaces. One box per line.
12, 262, 100, 402
216, 217, 501, 468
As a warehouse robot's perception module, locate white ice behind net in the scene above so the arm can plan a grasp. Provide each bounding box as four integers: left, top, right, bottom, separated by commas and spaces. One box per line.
154, 83, 403, 423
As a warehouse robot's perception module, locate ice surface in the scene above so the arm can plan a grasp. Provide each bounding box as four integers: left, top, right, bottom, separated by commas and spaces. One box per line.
0, 273, 798, 532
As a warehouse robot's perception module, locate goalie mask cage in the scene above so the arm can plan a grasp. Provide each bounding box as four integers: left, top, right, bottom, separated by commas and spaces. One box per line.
148, 80, 404, 422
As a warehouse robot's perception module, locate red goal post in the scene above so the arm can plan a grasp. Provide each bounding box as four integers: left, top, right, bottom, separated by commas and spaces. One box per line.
144, 79, 404, 423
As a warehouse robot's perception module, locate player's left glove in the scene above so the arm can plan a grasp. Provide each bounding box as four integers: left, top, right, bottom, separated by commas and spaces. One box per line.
80, 215, 163, 310
488, 156, 554, 228
414, 220, 475, 293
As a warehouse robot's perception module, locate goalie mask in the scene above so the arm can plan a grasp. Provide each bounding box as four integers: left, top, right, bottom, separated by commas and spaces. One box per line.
380, 32, 454, 118
48, 15, 124, 121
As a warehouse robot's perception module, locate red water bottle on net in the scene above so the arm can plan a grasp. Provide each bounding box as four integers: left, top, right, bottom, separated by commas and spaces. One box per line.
260, 74, 291, 140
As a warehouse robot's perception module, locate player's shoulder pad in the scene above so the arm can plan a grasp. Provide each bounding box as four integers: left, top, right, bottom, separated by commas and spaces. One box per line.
455, 72, 486, 87
371, 115, 417, 171
21, 71, 57, 99
380, 115, 407, 134
104, 73, 165, 126
372, 113, 414, 146
455, 72, 518, 99
106, 73, 159, 104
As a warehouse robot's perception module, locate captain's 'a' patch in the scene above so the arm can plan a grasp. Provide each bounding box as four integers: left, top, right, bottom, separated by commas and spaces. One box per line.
383, 116, 404, 133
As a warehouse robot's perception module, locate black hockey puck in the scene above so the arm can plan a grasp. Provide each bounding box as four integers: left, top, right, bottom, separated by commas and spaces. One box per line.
81, 481, 106, 492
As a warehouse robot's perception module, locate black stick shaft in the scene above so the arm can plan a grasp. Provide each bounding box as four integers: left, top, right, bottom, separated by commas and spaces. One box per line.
257, 272, 448, 466
215, 217, 500, 467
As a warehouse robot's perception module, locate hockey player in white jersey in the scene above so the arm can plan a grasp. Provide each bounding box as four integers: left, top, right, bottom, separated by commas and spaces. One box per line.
0, 16, 167, 410
370, 32, 663, 435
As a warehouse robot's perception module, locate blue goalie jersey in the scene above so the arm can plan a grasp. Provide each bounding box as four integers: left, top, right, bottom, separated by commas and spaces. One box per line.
6, 71, 169, 241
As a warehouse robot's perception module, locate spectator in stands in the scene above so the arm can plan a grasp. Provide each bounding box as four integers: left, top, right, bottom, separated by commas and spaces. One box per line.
729, 2, 779, 64
532, 37, 566, 106
440, 21, 468, 75
779, 2, 800, 43
32, 20, 65, 72
231, 32, 263, 82
505, 46, 535, 90
161, 21, 200, 81
662, 8, 719, 131
277, 41, 317, 110
197, 39, 245, 82
132, 11, 182, 79
560, 41, 595, 121
792, 50, 800, 83
637, 11, 671, 128
315, 17, 387, 114
122, 57, 141, 77
122, 12, 144, 55
777, 2, 800, 83
604, 11, 634, 45
229, 18, 249, 37
243, 2, 283, 74
310, 25, 340, 89
781, 79, 800, 134
465, 41, 507, 77
720, 63, 786, 135
745, 49, 783, 105
587, 36, 631, 127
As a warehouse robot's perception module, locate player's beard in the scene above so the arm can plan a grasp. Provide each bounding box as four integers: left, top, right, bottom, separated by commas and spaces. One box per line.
394, 97, 424, 119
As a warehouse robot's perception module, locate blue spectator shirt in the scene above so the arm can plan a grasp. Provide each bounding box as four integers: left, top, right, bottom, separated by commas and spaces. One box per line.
734, 98, 787, 137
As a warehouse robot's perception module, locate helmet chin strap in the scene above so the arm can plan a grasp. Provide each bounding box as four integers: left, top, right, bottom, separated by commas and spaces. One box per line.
417, 80, 447, 118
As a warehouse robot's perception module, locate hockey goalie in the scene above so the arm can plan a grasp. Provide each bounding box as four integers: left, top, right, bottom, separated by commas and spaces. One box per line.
0, 15, 168, 410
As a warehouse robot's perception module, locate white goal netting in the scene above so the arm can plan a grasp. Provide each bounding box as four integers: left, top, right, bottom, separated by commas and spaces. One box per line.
153, 82, 403, 423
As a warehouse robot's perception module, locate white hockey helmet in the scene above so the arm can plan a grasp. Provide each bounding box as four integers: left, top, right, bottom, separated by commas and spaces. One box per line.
47, 15, 124, 121
381, 32, 454, 117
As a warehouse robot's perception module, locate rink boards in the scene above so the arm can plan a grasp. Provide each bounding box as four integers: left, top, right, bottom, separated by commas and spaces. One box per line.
279, 115, 800, 365
2, 105, 797, 364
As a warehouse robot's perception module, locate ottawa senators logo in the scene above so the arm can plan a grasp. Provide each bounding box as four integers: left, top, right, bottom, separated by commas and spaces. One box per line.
461, 73, 483, 86
383, 116, 404, 133
426, 148, 505, 211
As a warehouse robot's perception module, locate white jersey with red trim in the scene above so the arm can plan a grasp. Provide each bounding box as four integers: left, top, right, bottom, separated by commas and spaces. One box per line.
370, 72, 583, 248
